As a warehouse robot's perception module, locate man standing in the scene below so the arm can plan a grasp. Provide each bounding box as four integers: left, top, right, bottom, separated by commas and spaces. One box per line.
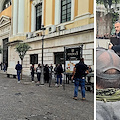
15, 61, 22, 83
55, 64, 63, 87
72, 58, 89, 100
109, 21, 120, 55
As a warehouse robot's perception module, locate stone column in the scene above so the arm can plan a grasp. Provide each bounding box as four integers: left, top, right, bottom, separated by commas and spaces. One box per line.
71, 0, 74, 20
31, 2, 36, 32
42, 0, 44, 25
18, 0, 24, 33
13, 0, 18, 35
55, 0, 61, 25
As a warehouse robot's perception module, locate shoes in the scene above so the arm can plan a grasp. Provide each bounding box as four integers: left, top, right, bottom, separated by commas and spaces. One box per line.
32, 81, 35, 83
82, 98, 86, 100
73, 97, 77, 100
18, 81, 20, 83
55, 84, 58, 87
60, 84, 62, 87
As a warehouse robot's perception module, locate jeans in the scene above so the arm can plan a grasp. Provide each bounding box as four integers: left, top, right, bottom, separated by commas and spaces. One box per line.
37, 73, 41, 81
57, 74, 62, 84
3, 67, 6, 72
17, 70, 21, 81
31, 72, 34, 81
74, 78, 85, 98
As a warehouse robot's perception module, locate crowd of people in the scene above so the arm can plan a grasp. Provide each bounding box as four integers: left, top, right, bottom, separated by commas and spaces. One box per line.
30, 63, 54, 84
14, 59, 93, 100
15, 62, 65, 86
29, 63, 64, 86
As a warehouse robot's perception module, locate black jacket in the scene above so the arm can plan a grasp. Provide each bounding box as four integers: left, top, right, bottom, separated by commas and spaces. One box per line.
56, 66, 63, 75
15, 64, 22, 71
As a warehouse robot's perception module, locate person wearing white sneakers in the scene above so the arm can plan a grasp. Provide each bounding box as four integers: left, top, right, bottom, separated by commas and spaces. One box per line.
72, 58, 89, 100
55, 64, 63, 87
36, 64, 41, 83
15, 61, 22, 83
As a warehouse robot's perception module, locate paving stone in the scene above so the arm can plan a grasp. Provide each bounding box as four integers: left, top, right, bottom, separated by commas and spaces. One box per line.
0, 72, 94, 120
25, 115, 51, 120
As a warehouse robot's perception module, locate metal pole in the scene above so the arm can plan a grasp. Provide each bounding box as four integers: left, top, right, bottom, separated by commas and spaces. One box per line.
40, 36, 44, 85
63, 46, 66, 90
40, 25, 46, 85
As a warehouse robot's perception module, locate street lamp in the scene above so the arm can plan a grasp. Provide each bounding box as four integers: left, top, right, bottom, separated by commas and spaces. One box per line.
40, 25, 46, 85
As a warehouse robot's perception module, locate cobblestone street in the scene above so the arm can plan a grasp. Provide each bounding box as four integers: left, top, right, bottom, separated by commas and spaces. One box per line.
0, 72, 94, 120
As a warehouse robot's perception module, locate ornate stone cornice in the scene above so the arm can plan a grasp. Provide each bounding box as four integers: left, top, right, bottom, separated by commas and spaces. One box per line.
0, 15, 11, 27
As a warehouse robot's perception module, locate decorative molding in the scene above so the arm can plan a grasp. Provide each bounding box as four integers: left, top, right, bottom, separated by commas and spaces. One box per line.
74, 12, 91, 22
32, 0, 43, 6
24, 23, 94, 43
0, 15, 10, 25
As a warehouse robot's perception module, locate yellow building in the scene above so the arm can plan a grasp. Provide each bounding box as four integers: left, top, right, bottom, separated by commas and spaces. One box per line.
0, 0, 94, 75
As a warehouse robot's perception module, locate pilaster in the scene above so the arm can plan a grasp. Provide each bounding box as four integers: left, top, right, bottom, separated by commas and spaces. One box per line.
18, 0, 24, 33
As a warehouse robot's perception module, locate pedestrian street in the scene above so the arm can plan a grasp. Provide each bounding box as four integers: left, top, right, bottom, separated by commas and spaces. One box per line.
0, 72, 94, 120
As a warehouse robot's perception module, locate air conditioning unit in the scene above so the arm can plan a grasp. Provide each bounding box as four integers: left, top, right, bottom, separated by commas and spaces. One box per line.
26, 32, 33, 39
48, 25, 56, 34
33, 32, 37, 37
60, 25, 65, 31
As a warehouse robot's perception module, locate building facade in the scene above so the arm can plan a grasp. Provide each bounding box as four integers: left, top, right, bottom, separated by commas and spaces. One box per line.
0, 0, 11, 68
0, 0, 94, 75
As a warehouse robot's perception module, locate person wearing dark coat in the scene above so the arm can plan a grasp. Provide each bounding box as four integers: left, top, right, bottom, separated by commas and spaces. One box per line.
109, 21, 120, 56
15, 61, 22, 83
54, 64, 58, 83
44, 64, 49, 83
55, 64, 63, 86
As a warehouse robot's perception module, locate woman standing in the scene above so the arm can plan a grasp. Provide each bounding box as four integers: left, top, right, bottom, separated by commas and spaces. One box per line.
36, 64, 41, 83
30, 64, 35, 82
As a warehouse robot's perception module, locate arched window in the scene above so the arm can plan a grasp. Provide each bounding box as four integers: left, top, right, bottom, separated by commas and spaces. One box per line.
2, 0, 11, 10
